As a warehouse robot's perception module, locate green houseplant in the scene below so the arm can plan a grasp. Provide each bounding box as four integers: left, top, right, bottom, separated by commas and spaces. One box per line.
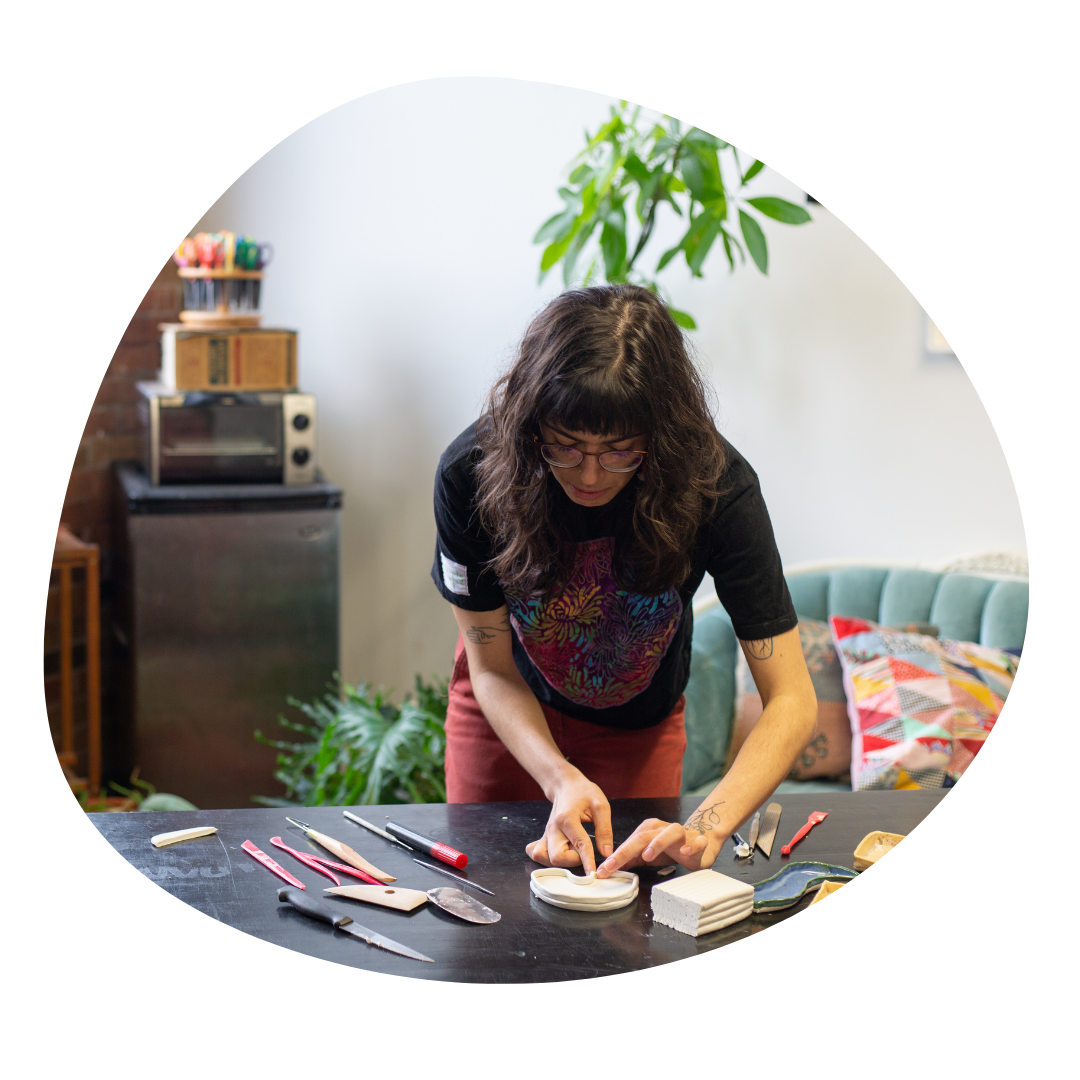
534, 101, 812, 328
254, 674, 448, 807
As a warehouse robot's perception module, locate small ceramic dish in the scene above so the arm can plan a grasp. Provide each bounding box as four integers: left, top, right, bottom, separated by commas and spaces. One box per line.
752, 861, 859, 911
529, 867, 639, 911
853, 831, 905, 871
808, 879, 849, 906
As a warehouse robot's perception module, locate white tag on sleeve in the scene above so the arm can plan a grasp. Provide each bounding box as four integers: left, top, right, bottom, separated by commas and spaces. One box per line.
440, 553, 470, 596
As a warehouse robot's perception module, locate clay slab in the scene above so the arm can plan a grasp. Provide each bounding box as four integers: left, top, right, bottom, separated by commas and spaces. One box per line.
651, 869, 754, 937
530, 868, 639, 911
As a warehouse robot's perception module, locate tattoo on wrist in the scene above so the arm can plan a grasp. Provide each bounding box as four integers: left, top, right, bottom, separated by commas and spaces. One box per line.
684, 801, 725, 835
743, 637, 774, 660
465, 615, 510, 645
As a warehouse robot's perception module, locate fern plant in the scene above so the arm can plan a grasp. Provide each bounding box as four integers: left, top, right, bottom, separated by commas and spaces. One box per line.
254, 674, 448, 807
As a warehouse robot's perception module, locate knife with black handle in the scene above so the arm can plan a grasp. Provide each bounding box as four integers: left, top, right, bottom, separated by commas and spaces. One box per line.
277, 888, 433, 963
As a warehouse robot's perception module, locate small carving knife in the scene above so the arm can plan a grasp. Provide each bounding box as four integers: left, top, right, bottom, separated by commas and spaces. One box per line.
277, 888, 433, 962
757, 802, 783, 858
734, 812, 760, 859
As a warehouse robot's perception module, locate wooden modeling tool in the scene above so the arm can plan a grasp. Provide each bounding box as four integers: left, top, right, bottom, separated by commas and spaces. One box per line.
150, 826, 217, 848
780, 811, 828, 856
756, 802, 782, 858
326, 884, 501, 924
285, 817, 395, 882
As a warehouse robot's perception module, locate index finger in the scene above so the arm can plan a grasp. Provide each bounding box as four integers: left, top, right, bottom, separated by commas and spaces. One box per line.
591, 796, 614, 859
561, 816, 598, 874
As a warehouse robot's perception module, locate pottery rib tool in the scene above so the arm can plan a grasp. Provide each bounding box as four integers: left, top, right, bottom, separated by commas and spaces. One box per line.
343, 810, 414, 850
285, 817, 395, 882
326, 883, 501, 924
756, 802, 782, 858
150, 826, 217, 848
277, 888, 433, 962
412, 858, 496, 896
651, 869, 754, 936
780, 811, 828, 856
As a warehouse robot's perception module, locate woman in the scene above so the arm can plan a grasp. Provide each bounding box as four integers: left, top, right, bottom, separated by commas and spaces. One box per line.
431, 285, 816, 879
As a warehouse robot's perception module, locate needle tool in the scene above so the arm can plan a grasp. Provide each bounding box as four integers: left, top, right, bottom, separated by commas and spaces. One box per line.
412, 858, 495, 896
343, 810, 413, 850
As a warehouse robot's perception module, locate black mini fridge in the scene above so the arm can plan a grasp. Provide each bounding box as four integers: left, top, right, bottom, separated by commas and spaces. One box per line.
112, 463, 342, 809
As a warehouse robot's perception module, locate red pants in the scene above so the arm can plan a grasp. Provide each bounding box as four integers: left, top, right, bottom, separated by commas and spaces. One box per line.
445, 637, 687, 803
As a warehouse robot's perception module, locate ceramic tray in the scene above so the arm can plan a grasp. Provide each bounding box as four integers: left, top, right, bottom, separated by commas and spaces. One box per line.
807, 879, 849, 906
752, 861, 859, 912
853, 831, 905, 871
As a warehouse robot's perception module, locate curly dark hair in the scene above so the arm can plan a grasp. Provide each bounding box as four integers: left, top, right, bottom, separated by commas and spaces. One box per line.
475, 284, 727, 597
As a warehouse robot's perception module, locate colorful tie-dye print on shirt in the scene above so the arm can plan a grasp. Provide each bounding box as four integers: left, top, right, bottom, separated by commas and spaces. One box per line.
504, 537, 683, 709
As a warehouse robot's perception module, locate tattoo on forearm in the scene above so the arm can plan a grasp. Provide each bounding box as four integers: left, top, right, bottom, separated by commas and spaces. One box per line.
789, 732, 829, 777
684, 801, 725, 835
465, 615, 510, 645
743, 637, 774, 660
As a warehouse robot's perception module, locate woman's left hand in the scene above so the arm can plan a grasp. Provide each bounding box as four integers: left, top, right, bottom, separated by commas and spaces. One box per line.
594, 818, 725, 878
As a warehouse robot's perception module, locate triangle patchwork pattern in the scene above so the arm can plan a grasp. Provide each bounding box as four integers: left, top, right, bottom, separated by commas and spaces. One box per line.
830, 613, 1017, 793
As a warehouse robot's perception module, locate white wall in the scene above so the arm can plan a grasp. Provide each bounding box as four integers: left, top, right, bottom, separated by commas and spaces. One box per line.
193, 77, 1025, 696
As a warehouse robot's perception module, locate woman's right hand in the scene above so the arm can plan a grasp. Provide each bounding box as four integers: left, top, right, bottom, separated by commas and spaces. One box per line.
525, 770, 614, 875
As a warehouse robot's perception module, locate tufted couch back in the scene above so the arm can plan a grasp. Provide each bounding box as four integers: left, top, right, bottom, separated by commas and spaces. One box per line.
681, 567, 1028, 792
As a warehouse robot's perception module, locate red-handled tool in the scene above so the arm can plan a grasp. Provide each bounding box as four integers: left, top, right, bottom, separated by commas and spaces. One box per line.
242, 840, 306, 888
270, 836, 383, 887
386, 821, 468, 869
780, 811, 829, 856
270, 837, 341, 886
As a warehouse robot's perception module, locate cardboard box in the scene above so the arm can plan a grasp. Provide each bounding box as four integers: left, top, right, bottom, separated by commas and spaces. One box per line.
159, 325, 297, 390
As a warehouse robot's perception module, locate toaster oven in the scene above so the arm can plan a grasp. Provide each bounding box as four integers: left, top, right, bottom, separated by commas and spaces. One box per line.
136, 382, 317, 485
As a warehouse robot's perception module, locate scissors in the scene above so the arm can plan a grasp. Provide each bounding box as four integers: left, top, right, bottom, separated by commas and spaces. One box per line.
269, 836, 383, 887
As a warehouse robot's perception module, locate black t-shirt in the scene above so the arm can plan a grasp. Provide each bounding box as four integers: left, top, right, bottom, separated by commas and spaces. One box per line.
431, 421, 797, 731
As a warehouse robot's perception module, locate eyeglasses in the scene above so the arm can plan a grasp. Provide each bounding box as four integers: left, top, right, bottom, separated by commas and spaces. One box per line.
536, 438, 647, 474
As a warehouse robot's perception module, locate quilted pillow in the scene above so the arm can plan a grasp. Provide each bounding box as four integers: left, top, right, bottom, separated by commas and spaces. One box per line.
829, 616, 1018, 790
730, 619, 852, 780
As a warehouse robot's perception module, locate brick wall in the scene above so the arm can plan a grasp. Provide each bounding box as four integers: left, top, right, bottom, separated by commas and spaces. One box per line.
45, 259, 182, 786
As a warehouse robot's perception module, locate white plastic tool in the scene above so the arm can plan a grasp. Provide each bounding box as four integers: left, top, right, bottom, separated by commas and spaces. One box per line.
529, 867, 639, 911
150, 826, 218, 848
650, 868, 754, 936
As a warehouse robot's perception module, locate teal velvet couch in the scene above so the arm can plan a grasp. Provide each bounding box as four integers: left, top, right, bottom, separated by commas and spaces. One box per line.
682, 566, 1029, 796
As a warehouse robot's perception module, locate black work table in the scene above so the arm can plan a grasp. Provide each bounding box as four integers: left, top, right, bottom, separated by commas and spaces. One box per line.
93, 791, 945, 983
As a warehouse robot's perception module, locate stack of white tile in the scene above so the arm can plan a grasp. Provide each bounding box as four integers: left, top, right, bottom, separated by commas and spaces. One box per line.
650, 869, 755, 936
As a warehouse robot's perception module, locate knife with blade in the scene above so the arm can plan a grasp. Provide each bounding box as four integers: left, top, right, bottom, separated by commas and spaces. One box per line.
277, 888, 433, 962
757, 802, 783, 858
